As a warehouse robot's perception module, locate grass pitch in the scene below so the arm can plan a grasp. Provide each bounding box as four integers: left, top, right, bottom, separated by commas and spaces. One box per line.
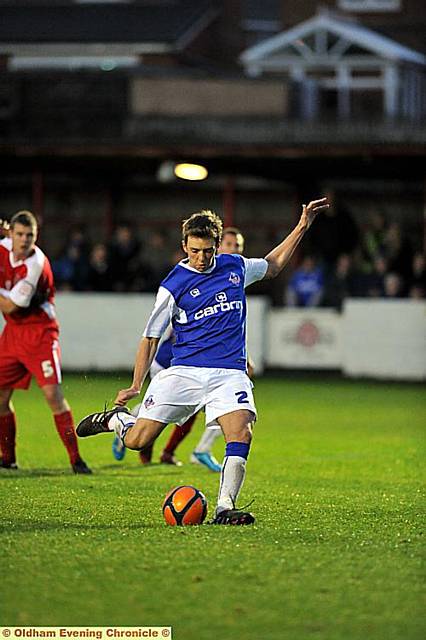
0, 373, 424, 640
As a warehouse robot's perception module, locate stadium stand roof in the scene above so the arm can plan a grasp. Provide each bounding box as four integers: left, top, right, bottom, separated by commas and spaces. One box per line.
0, 1, 217, 53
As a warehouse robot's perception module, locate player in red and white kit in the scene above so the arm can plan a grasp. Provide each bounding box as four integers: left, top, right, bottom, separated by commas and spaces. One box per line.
0, 211, 91, 473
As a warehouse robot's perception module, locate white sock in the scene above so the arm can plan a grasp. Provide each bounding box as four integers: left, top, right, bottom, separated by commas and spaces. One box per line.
108, 412, 136, 440
216, 455, 246, 514
194, 428, 221, 454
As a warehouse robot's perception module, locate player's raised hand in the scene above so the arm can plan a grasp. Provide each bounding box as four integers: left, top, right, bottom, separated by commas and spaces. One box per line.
114, 386, 140, 406
0, 218, 10, 237
300, 197, 329, 229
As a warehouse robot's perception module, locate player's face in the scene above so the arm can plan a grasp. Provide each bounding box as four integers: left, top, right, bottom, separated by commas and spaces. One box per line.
11, 223, 37, 259
219, 232, 244, 255
183, 235, 217, 272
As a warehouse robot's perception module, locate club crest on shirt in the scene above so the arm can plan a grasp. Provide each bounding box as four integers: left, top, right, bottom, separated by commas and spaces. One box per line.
190, 288, 200, 297
17, 281, 34, 297
144, 395, 155, 409
229, 272, 241, 286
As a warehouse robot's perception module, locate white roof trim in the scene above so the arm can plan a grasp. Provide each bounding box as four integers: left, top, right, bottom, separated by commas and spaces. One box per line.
240, 12, 426, 67
0, 43, 173, 57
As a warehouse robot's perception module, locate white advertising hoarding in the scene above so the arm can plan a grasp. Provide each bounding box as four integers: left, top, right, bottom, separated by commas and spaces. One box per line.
342, 299, 426, 381
266, 309, 342, 369
55, 293, 268, 372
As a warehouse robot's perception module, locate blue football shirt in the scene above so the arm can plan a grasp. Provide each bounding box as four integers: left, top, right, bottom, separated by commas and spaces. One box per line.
143, 254, 267, 371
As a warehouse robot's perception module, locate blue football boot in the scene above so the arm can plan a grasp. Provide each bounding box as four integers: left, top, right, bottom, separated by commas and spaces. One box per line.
112, 435, 126, 461
190, 451, 222, 472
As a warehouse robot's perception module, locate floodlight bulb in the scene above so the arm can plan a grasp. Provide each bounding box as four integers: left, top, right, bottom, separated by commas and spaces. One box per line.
174, 163, 208, 181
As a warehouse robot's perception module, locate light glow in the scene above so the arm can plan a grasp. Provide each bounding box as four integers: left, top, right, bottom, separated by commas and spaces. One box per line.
174, 163, 208, 181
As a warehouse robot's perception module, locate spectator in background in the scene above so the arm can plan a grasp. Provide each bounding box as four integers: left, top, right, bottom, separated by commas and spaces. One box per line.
306, 188, 359, 273
366, 254, 387, 297
52, 226, 89, 291
361, 209, 387, 271
139, 230, 171, 291
383, 222, 412, 286
286, 255, 323, 307
408, 251, 425, 299
108, 222, 141, 292
87, 243, 112, 292
383, 272, 403, 298
322, 253, 356, 310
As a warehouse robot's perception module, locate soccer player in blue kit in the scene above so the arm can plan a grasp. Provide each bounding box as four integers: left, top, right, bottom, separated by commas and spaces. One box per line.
111, 226, 250, 470
77, 198, 329, 525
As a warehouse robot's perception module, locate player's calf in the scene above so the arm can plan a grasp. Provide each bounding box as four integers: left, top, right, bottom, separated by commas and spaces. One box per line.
122, 417, 167, 451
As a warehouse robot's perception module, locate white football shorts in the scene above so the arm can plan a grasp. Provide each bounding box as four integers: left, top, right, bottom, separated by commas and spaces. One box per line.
136, 365, 256, 428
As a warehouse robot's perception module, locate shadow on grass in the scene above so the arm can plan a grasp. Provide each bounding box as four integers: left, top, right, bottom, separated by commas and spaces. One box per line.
0, 464, 184, 479
0, 520, 157, 532
0, 468, 72, 478
99, 463, 184, 476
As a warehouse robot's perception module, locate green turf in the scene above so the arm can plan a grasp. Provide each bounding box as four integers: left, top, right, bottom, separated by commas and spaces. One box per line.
0, 374, 424, 640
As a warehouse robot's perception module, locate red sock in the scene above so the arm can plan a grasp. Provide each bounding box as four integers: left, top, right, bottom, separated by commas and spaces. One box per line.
0, 413, 17, 465
163, 414, 197, 455
54, 411, 81, 465
139, 443, 153, 464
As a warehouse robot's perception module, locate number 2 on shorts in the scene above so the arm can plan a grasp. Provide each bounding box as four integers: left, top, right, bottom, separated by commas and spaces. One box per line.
235, 390, 249, 404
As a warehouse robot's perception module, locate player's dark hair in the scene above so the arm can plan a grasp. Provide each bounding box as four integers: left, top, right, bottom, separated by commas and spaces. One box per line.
182, 210, 223, 246
10, 210, 38, 231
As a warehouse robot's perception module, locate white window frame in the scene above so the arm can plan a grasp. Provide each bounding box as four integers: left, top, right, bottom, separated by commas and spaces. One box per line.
338, 0, 401, 12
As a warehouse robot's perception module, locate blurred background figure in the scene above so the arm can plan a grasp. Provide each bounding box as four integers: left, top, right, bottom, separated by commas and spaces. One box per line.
383, 222, 412, 288
366, 254, 388, 298
383, 272, 403, 299
361, 209, 388, 273
108, 223, 141, 292
286, 255, 324, 307
139, 229, 171, 292
87, 243, 112, 292
408, 251, 425, 299
306, 188, 359, 273
322, 253, 356, 310
52, 226, 89, 291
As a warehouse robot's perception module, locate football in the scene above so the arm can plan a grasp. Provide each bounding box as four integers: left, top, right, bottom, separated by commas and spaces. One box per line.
162, 485, 208, 526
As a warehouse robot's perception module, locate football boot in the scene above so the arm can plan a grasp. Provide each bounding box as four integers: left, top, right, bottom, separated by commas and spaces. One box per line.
77, 406, 131, 438
190, 451, 221, 472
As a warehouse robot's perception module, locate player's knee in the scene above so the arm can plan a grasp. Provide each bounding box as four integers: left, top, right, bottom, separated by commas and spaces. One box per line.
0, 401, 12, 414
0, 389, 12, 413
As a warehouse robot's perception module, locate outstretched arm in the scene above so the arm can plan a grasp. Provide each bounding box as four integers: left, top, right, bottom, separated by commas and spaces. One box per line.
113, 285, 175, 405
114, 336, 160, 405
264, 198, 329, 279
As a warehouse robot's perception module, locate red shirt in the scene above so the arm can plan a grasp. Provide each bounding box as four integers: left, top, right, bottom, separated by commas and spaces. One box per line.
0, 238, 59, 330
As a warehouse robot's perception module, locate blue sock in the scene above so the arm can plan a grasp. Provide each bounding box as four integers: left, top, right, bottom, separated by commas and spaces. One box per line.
225, 441, 250, 460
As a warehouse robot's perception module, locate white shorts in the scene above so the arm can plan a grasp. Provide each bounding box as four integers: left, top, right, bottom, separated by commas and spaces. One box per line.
137, 365, 256, 428
149, 359, 164, 380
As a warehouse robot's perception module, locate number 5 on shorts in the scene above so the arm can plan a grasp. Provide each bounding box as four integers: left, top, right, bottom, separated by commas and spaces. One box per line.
41, 359, 54, 378
235, 391, 249, 404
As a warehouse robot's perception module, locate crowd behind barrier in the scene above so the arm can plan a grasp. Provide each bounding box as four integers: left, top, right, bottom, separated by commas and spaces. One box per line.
51, 209, 425, 305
